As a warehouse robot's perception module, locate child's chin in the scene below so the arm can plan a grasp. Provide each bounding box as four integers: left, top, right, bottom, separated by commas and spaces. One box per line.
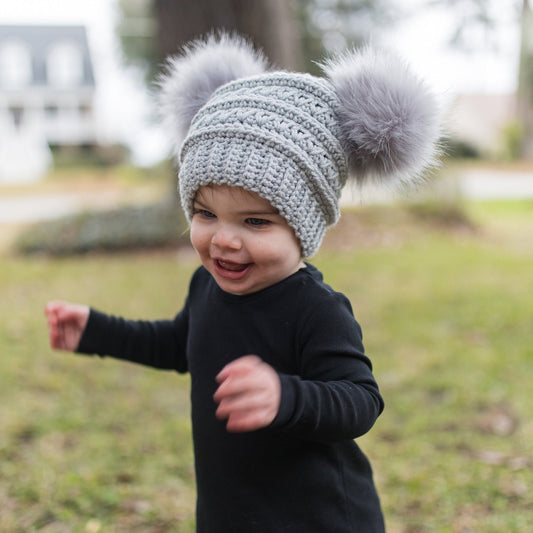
216, 278, 253, 295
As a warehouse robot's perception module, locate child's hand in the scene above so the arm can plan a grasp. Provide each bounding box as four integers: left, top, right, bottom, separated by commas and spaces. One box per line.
45, 301, 90, 352
214, 355, 281, 433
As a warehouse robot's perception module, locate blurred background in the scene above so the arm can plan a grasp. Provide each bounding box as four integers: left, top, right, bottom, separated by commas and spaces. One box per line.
1, 0, 532, 246
1, 1, 532, 532
0, 0, 529, 171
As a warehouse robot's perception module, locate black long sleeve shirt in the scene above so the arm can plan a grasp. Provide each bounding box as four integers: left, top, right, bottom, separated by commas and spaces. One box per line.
78, 264, 385, 532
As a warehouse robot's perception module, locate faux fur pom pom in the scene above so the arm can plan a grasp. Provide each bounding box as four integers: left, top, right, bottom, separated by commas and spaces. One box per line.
323, 48, 441, 186
159, 33, 268, 155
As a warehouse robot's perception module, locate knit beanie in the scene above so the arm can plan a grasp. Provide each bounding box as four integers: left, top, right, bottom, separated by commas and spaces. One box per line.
160, 33, 440, 257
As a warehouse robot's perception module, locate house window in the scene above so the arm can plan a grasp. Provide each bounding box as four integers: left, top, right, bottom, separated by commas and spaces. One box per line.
9, 106, 24, 128
44, 104, 59, 117
79, 102, 92, 116
46, 42, 83, 87
0, 40, 32, 87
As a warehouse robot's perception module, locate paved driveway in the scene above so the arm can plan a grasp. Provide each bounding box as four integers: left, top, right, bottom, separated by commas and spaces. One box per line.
456, 169, 533, 200
0, 190, 130, 223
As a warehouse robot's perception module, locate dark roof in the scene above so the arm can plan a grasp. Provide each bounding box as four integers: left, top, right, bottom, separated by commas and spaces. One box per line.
0, 24, 95, 87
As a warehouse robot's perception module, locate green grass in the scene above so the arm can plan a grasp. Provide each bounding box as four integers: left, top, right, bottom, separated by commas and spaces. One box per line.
1, 200, 532, 532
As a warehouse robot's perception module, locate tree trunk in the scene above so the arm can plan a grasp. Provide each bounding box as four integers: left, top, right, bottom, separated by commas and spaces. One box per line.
517, 0, 533, 158
153, 0, 303, 69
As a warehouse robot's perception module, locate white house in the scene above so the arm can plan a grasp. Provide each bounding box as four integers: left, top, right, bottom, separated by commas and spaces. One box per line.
0, 25, 96, 183
448, 93, 517, 157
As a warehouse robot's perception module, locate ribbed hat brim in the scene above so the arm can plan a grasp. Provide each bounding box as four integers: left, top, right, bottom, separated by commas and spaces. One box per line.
179, 134, 332, 257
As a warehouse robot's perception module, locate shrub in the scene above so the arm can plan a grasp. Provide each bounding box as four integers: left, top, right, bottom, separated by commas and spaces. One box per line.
50, 143, 131, 168
500, 120, 524, 161
407, 200, 474, 230
442, 137, 480, 159
14, 201, 189, 256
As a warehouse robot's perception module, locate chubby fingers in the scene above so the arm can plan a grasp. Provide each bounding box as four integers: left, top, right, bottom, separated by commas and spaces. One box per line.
45, 301, 63, 349
44, 301, 89, 351
45, 301, 86, 322
44, 300, 65, 315
214, 355, 281, 432
215, 354, 262, 384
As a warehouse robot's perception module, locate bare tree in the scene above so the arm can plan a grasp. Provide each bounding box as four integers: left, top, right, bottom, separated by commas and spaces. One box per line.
517, 0, 533, 157
153, 0, 303, 69
118, 0, 303, 82
118, 0, 395, 80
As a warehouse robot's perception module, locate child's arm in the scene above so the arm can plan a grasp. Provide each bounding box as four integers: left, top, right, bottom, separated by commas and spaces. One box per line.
76, 308, 189, 372
214, 292, 384, 440
269, 292, 384, 442
45, 302, 189, 373
45, 301, 90, 351
44, 268, 199, 371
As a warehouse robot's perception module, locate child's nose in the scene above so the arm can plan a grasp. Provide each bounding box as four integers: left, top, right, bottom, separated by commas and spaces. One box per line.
211, 226, 242, 250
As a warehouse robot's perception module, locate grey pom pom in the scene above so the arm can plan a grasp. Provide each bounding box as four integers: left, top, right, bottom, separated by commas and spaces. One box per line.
323, 47, 440, 186
159, 33, 268, 156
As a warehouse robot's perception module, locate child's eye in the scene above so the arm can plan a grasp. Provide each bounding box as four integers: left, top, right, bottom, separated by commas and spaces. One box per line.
246, 217, 270, 227
193, 208, 216, 219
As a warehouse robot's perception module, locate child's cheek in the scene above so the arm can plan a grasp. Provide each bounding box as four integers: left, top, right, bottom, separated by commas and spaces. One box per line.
189, 221, 204, 251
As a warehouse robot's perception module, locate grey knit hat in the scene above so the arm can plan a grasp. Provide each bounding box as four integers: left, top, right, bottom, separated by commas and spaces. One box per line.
160, 34, 440, 257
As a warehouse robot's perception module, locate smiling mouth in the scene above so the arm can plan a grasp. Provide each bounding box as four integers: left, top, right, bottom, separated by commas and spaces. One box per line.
214, 259, 252, 279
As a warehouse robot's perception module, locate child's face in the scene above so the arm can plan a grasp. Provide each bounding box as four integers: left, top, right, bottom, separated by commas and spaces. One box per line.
190, 185, 304, 295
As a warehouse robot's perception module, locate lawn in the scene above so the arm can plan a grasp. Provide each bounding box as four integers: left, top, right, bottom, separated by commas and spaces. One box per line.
1, 197, 532, 532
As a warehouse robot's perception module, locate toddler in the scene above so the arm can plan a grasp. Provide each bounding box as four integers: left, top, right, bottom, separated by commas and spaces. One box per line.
46, 34, 440, 532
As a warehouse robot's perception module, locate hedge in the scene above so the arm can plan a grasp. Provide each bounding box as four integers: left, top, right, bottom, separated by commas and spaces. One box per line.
15, 201, 189, 256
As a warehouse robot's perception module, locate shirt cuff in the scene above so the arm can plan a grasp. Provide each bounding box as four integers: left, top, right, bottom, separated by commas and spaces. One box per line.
270, 373, 298, 429
76, 308, 108, 355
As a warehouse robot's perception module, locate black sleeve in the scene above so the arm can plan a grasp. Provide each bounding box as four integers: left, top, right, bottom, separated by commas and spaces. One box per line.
271, 291, 384, 442
76, 304, 189, 373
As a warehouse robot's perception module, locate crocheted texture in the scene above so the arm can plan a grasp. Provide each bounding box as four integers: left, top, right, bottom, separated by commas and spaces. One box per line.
179, 72, 347, 257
